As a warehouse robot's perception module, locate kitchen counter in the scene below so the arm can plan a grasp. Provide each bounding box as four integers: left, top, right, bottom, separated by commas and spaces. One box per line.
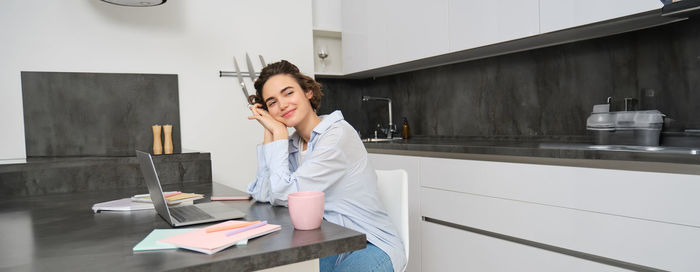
364, 136, 700, 174
0, 152, 212, 197
0, 182, 366, 271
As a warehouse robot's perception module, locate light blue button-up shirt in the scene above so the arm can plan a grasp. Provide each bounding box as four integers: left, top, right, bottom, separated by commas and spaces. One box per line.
247, 110, 406, 272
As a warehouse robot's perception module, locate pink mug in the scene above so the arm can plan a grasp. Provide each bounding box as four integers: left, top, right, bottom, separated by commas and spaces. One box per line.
287, 191, 324, 230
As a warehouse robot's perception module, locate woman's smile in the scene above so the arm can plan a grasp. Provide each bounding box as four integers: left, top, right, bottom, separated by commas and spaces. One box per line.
282, 108, 296, 118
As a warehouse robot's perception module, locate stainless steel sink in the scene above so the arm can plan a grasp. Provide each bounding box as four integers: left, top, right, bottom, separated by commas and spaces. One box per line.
539, 143, 700, 155
362, 137, 404, 143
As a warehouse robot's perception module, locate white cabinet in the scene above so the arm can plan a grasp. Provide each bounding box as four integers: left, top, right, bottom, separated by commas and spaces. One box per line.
421, 220, 625, 272
384, 0, 449, 66
448, 0, 539, 52
419, 157, 700, 271
341, 0, 449, 74
420, 157, 700, 227
540, 0, 663, 33
312, 0, 343, 75
312, 0, 342, 32
341, 0, 369, 74
341, 0, 389, 73
342, 0, 538, 73
366, 151, 700, 271
340, 0, 665, 75
368, 153, 422, 272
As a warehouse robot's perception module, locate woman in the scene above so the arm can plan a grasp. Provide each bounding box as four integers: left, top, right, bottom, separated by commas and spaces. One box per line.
246, 60, 406, 272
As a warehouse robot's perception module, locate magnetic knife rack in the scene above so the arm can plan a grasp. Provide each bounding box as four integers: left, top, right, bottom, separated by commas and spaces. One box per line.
220, 53, 266, 102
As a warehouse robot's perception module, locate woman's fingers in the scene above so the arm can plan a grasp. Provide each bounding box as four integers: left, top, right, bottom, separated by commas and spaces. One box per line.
248, 104, 280, 131
249, 104, 268, 117
248, 105, 263, 119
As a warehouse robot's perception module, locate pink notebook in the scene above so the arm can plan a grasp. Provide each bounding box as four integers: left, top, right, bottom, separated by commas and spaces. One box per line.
159, 220, 281, 254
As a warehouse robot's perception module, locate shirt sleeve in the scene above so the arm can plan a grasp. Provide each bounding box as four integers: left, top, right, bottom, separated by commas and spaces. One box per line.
246, 144, 272, 201
251, 127, 349, 206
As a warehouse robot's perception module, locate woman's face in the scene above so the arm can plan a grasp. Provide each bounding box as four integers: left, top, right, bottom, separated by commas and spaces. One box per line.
261, 74, 314, 128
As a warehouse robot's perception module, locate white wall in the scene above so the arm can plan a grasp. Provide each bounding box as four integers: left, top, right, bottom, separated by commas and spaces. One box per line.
0, 0, 314, 191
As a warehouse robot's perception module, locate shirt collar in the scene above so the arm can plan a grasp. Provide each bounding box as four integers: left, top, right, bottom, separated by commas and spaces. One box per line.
289, 110, 344, 153
312, 110, 344, 135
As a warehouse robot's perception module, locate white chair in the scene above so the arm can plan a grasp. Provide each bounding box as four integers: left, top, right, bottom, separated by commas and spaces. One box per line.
375, 169, 409, 271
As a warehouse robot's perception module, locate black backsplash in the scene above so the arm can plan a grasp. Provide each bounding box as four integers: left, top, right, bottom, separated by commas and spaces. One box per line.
21, 72, 181, 157
317, 17, 700, 138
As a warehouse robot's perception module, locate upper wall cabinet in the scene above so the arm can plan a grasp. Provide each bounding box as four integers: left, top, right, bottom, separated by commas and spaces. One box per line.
341, 0, 370, 74
341, 0, 665, 76
313, 0, 342, 32
342, 0, 449, 74
384, 0, 449, 66
313, 0, 343, 75
449, 0, 539, 52
540, 0, 663, 33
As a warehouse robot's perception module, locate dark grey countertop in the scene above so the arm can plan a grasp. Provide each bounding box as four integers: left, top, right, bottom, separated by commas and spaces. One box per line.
0, 182, 366, 272
364, 136, 700, 172
0, 152, 214, 197
0, 151, 211, 170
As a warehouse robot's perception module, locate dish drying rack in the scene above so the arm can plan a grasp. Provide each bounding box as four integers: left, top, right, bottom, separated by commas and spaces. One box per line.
219, 53, 266, 103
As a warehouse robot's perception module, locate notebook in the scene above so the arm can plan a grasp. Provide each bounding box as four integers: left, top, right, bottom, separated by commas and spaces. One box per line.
136, 150, 245, 227
159, 220, 280, 254
133, 229, 199, 251
133, 228, 248, 252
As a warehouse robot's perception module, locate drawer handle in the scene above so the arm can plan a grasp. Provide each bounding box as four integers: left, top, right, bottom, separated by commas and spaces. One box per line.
423, 217, 666, 272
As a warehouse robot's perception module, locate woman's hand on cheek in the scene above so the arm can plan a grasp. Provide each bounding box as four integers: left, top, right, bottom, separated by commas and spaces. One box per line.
248, 104, 289, 140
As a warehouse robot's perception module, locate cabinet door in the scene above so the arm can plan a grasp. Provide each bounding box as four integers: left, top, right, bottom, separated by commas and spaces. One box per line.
448, 0, 539, 52
420, 157, 700, 227
540, 0, 663, 33
422, 221, 625, 272
341, 0, 370, 74
421, 186, 700, 271
342, 0, 449, 73
384, 0, 449, 65
312, 0, 342, 32
364, 0, 390, 71
341, 0, 392, 73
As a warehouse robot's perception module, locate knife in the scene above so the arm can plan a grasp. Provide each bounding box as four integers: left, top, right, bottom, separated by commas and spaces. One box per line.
259, 55, 266, 67
233, 57, 250, 102
245, 53, 257, 82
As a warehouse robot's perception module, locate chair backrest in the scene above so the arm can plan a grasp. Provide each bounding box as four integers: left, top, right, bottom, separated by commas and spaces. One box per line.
375, 169, 409, 264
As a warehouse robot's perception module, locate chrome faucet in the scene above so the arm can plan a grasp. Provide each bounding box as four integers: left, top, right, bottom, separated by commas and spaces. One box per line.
361, 96, 395, 138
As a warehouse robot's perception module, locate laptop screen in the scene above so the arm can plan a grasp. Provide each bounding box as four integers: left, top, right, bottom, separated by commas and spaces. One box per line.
136, 150, 174, 225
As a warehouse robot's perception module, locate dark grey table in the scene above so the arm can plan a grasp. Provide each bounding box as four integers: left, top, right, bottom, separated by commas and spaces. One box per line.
0, 182, 366, 271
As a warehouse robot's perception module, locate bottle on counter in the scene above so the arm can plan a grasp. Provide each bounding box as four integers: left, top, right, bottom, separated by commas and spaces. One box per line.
402, 117, 410, 139
152, 124, 163, 155
163, 124, 173, 154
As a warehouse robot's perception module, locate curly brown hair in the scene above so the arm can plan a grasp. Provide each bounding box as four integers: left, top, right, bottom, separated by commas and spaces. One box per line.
248, 60, 323, 111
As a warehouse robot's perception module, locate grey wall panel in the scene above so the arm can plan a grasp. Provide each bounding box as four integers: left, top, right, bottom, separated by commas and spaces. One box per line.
318, 17, 700, 139
21, 72, 181, 157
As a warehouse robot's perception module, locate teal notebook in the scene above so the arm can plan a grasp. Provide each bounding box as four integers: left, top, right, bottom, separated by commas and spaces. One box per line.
133, 229, 248, 252
133, 229, 199, 252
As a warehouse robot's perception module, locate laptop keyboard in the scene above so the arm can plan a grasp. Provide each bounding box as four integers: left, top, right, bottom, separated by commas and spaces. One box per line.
170, 205, 214, 222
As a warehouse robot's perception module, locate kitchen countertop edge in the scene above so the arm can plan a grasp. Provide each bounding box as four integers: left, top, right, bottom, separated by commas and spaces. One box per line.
366, 146, 700, 176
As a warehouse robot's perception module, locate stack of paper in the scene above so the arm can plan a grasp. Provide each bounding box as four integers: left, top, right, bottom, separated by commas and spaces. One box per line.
92, 191, 202, 213
131, 192, 204, 205
92, 198, 154, 213
133, 229, 248, 252
160, 220, 281, 254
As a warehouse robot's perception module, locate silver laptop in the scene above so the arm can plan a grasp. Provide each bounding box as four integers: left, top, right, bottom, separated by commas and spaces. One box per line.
136, 150, 245, 227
